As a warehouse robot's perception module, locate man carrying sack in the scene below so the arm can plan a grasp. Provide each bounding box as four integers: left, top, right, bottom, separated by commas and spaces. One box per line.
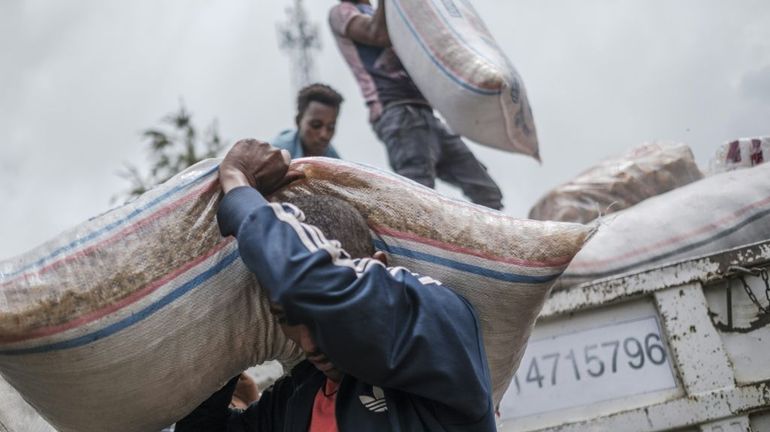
176, 139, 496, 431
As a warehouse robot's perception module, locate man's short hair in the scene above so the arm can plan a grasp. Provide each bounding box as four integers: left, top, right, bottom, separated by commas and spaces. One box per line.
288, 194, 374, 259
296, 83, 344, 123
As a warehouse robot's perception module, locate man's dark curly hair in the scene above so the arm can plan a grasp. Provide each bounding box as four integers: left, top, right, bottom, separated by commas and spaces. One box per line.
287, 194, 374, 259
295, 83, 344, 125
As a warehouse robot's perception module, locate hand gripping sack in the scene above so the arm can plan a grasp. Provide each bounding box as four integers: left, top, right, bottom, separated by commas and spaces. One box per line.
386, 0, 540, 158
0, 158, 591, 431
559, 162, 770, 288
529, 142, 704, 224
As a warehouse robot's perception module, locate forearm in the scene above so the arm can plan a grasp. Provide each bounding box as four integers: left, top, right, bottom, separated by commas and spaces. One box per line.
371, 1, 391, 46
217, 187, 491, 418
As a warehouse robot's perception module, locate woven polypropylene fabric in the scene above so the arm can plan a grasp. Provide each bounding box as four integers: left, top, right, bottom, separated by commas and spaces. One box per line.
275, 158, 592, 405
0, 374, 54, 432
0, 157, 591, 429
529, 142, 704, 224
0, 160, 301, 432
559, 162, 770, 288
386, 0, 539, 158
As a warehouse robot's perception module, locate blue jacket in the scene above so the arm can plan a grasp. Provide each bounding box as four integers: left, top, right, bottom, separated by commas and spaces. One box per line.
272, 129, 340, 159
177, 187, 495, 431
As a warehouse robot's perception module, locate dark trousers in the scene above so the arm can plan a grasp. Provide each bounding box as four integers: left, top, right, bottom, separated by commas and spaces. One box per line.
373, 104, 503, 210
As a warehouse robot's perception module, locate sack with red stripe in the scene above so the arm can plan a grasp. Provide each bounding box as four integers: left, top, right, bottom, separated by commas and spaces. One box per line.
0, 158, 591, 431
559, 162, 770, 288
709, 136, 768, 174
386, 0, 540, 158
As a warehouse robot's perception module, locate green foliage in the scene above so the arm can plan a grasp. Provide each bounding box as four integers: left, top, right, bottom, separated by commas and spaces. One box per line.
117, 103, 225, 203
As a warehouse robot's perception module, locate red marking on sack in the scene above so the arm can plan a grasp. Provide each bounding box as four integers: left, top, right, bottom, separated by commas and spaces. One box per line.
726, 140, 741, 163
0, 239, 233, 345
751, 139, 764, 166
373, 225, 573, 268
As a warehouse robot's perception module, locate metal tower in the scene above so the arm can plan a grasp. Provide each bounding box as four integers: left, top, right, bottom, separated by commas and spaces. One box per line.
277, 0, 321, 89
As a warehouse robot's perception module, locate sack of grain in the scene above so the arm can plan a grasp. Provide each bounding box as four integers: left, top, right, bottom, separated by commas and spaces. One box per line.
275, 158, 592, 405
529, 142, 703, 224
0, 158, 591, 431
558, 162, 770, 288
708, 136, 768, 174
386, 0, 539, 158
0, 160, 302, 432
0, 375, 54, 432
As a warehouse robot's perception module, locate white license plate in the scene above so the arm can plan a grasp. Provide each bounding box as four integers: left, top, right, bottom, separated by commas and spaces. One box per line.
501, 315, 678, 419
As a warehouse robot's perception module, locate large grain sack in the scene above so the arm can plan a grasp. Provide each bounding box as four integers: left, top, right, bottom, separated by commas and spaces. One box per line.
559, 162, 770, 288
0, 375, 55, 432
709, 136, 768, 174
0, 158, 591, 431
386, 0, 539, 158
0, 160, 302, 432
529, 142, 703, 224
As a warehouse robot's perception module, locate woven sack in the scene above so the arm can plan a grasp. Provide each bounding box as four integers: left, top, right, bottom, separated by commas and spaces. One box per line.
275, 158, 592, 405
559, 162, 770, 288
708, 136, 768, 174
529, 142, 703, 224
0, 374, 54, 432
386, 0, 540, 158
0, 160, 301, 432
0, 158, 591, 430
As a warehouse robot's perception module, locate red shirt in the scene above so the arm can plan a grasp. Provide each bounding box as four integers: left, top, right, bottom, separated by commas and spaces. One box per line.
308, 379, 339, 432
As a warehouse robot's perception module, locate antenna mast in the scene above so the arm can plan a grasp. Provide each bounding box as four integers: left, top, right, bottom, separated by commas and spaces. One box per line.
277, 0, 321, 89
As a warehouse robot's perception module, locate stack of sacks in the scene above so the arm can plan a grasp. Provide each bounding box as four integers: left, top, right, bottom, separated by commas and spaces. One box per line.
529, 142, 703, 224
709, 136, 768, 174
386, 0, 540, 159
558, 162, 770, 288
0, 158, 592, 431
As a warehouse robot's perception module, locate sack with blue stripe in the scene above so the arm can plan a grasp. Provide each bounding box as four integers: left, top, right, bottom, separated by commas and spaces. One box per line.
386, 0, 540, 159
0, 158, 591, 431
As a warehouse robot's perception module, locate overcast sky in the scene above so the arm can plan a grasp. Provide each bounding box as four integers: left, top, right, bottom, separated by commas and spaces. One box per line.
1, 0, 769, 260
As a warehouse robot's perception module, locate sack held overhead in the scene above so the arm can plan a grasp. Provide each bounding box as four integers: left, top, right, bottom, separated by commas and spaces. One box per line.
386, 0, 540, 158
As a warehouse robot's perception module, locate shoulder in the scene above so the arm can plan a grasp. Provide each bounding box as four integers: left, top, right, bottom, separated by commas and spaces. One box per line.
329, 3, 362, 35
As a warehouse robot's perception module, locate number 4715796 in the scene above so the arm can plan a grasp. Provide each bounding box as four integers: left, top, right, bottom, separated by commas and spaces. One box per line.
512, 333, 667, 393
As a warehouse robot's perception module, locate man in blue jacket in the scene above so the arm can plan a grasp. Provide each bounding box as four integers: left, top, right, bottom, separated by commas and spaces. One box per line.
176, 139, 496, 431
273, 84, 343, 159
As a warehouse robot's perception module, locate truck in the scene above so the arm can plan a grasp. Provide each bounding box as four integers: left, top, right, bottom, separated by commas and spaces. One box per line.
499, 239, 770, 431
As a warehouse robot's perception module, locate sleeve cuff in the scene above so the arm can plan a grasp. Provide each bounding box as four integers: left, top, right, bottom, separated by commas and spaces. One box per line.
217, 186, 268, 237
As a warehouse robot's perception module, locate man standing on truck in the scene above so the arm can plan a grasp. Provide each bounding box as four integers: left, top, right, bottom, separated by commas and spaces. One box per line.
328, 0, 504, 210
272, 83, 344, 159
175, 139, 496, 431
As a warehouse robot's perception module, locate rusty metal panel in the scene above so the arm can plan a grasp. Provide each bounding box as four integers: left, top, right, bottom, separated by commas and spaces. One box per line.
704, 269, 770, 385
498, 241, 770, 431
542, 241, 770, 320
700, 416, 751, 432
654, 284, 734, 395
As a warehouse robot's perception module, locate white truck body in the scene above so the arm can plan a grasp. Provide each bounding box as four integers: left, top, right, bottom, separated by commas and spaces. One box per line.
499, 240, 770, 431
